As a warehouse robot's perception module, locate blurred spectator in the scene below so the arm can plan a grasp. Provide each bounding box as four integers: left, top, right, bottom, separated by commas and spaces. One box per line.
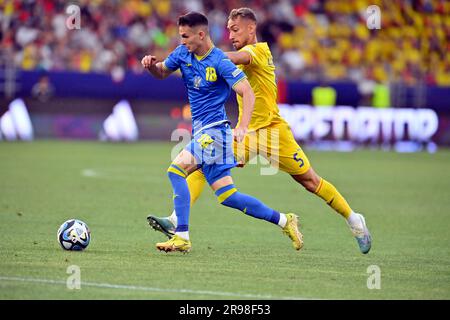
31, 75, 55, 102
372, 82, 391, 108
357, 76, 376, 106
312, 81, 337, 107
1, 0, 448, 87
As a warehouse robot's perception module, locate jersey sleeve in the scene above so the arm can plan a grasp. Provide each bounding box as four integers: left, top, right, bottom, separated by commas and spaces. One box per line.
162, 45, 183, 71
217, 58, 247, 89
239, 44, 264, 67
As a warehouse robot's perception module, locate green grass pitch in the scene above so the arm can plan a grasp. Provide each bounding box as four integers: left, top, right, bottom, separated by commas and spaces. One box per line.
0, 141, 449, 299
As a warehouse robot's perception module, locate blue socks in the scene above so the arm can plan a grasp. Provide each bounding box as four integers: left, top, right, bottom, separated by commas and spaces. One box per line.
167, 164, 190, 232
167, 164, 281, 233
215, 184, 280, 225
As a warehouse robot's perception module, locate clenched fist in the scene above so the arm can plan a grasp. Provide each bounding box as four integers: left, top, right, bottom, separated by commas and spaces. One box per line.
233, 126, 248, 143
141, 55, 157, 69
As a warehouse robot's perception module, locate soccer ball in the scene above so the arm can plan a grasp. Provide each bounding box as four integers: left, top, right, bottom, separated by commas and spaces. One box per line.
57, 219, 91, 251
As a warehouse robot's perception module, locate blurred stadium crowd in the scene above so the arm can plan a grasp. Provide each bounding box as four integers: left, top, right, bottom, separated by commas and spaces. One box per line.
1, 0, 449, 86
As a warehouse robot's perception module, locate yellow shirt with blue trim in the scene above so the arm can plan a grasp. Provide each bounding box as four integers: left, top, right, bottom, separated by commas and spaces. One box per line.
236, 42, 283, 131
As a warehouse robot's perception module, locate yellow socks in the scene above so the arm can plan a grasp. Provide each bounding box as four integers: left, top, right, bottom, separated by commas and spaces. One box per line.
186, 169, 207, 205
314, 178, 352, 219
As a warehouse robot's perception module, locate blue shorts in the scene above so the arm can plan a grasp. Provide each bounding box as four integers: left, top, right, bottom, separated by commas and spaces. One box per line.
185, 123, 237, 185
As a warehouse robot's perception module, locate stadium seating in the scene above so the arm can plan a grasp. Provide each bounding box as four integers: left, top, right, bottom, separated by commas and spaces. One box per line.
1, 0, 448, 86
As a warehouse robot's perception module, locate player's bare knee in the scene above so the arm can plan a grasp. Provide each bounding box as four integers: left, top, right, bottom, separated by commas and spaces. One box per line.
302, 179, 318, 193
293, 174, 320, 193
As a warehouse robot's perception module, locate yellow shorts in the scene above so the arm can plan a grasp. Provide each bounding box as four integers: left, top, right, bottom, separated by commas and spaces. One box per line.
234, 120, 311, 175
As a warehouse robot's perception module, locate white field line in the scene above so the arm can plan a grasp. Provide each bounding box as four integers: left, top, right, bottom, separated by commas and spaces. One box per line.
81, 168, 153, 182
0, 275, 314, 300
81, 169, 99, 177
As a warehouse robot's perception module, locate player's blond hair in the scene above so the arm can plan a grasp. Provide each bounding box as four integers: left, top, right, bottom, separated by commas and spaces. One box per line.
228, 7, 257, 23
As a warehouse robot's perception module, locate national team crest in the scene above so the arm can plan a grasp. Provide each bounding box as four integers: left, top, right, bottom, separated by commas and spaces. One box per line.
193, 76, 202, 89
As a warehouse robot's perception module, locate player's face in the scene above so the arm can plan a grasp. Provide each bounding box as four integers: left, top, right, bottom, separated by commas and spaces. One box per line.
227, 17, 253, 50
179, 25, 202, 53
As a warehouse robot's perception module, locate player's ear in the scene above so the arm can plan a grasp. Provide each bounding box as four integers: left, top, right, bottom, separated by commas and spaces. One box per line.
248, 22, 256, 35
199, 29, 208, 40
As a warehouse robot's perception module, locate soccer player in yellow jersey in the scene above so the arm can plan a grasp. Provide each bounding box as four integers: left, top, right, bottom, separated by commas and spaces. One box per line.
148, 8, 371, 254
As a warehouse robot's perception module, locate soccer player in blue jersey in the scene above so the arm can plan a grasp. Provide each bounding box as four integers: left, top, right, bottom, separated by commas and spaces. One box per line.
146, 8, 371, 255
141, 12, 302, 252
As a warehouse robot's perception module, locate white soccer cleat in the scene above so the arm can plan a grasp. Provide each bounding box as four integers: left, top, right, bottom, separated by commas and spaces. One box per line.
348, 213, 372, 254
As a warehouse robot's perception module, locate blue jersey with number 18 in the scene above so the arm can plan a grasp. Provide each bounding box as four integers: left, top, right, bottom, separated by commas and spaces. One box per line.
163, 45, 246, 134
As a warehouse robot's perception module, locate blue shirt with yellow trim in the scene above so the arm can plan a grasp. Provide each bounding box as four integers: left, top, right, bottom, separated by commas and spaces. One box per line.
163, 45, 246, 133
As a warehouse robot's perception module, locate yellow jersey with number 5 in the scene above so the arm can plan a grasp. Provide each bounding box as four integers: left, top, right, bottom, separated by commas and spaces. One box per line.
235, 42, 283, 131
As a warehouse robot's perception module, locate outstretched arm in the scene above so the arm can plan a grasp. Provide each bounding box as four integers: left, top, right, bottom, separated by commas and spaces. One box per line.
232, 79, 255, 142
141, 55, 173, 79
225, 51, 251, 66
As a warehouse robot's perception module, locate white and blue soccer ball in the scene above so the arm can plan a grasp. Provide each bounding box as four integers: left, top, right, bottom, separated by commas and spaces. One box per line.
57, 219, 91, 251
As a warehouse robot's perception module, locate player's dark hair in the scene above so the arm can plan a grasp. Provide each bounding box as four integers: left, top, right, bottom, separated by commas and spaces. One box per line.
178, 12, 209, 28
228, 7, 257, 23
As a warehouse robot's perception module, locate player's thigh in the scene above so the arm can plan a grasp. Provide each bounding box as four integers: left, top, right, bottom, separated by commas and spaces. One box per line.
180, 129, 219, 175
210, 175, 233, 191
233, 132, 257, 165
279, 130, 311, 175
263, 122, 311, 175
194, 125, 237, 187
171, 149, 199, 175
